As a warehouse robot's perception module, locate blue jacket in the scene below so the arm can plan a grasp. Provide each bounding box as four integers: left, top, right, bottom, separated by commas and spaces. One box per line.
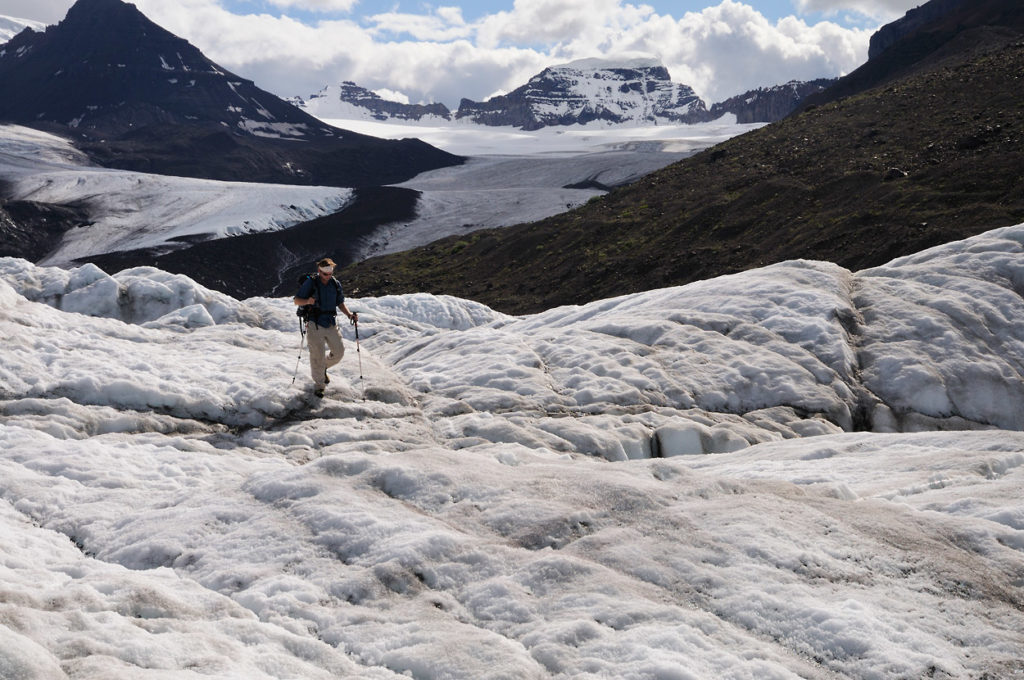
297, 275, 344, 328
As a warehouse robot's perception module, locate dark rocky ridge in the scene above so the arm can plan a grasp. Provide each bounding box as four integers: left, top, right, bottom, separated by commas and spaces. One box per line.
868, 0, 969, 59
0, 199, 92, 261
339, 0, 1024, 315
0, 0, 461, 188
803, 0, 1024, 111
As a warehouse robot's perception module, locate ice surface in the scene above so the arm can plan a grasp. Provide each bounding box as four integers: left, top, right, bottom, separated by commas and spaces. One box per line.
1, 224, 1023, 678
322, 114, 757, 157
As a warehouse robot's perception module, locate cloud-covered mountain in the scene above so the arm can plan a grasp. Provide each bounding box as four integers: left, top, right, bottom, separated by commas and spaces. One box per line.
76, 0, 874, 121
1, 222, 1023, 677
0, 0, 460, 187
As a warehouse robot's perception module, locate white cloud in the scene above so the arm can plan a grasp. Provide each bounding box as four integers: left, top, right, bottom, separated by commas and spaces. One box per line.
368, 6, 473, 41
372, 88, 410, 103
652, 2, 872, 100
476, 0, 651, 47
344, 41, 550, 109
1, 0, 72, 24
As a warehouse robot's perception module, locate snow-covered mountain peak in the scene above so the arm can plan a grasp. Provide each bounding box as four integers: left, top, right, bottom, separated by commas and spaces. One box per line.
457, 58, 709, 129
294, 57, 720, 130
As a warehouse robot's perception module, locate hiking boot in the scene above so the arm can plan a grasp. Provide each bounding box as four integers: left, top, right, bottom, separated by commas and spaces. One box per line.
314, 387, 325, 398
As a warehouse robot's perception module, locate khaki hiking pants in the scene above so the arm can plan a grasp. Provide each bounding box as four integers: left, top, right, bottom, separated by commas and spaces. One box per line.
307, 322, 344, 388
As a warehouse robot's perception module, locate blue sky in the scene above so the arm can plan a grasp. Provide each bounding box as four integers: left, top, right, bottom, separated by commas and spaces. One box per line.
4, 0, 918, 106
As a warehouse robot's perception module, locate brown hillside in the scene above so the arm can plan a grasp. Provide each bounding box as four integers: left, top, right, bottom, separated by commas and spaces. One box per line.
342, 40, 1024, 315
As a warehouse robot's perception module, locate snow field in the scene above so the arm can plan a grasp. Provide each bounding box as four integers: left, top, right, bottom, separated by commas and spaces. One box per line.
1, 223, 1023, 678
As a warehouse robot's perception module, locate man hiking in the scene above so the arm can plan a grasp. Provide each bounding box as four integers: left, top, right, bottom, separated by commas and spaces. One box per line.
293, 258, 357, 398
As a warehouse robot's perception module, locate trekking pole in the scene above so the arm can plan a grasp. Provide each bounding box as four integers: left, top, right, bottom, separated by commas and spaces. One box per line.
352, 314, 363, 380
289, 320, 307, 386
351, 314, 365, 401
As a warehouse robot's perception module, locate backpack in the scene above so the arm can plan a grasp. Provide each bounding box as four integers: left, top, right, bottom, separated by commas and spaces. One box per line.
296, 273, 342, 324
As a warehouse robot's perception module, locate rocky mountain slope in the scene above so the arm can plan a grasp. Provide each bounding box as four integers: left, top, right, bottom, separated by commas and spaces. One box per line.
0, 0, 460, 187
340, 0, 1024, 314
868, 0, 968, 59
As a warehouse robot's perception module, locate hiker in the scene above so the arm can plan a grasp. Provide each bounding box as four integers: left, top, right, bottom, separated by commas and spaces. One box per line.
293, 258, 357, 397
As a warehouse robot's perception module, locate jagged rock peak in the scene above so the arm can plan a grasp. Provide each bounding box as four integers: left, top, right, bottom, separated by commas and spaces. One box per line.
801, 0, 1024, 111
55, 0, 182, 49
64, 0, 151, 23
